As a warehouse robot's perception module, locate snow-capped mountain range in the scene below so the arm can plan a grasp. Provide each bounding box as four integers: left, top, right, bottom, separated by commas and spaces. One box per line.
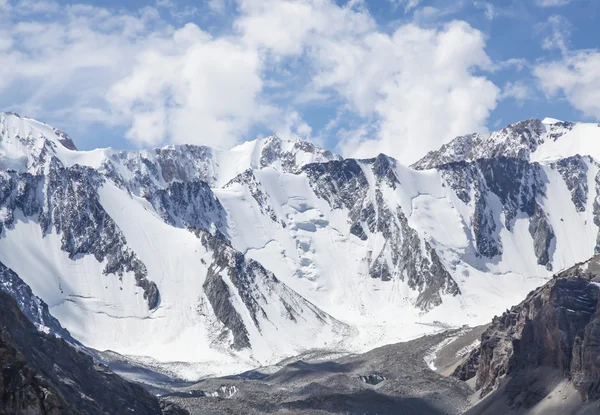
2, 111, 600, 379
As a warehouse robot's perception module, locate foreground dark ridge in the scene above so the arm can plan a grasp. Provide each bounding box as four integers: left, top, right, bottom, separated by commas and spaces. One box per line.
0, 281, 187, 415
455, 254, 600, 414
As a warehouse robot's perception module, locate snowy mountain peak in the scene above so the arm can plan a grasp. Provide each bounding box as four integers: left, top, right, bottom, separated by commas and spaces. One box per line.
0, 112, 79, 173
0, 112, 78, 152
6, 112, 600, 380
412, 118, 600, 170
542, 117, 564, 125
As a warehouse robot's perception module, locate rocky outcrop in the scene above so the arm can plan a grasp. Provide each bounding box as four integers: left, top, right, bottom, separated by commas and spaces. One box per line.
554, 155, 590, 212
0, 277, 187, 415
0, 262, 74, 343
454, 255, 600, 405
412, 119, 573, 170
302, 156, 460, 310
439, 157, 554, 264
258, 135, 340, 172
528, 203, 555, 269
225, 169, 279, 223
147, 180, 225, 230
194, 229, 342, 350
0, 162, 160, 310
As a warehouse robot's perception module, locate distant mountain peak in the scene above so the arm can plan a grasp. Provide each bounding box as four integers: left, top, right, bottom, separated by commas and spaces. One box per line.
0, 111, 78, 152
411, 117, 600, 170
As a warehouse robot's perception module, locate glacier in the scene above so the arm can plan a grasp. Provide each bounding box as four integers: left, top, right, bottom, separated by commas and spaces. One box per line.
2, 111, 600, 380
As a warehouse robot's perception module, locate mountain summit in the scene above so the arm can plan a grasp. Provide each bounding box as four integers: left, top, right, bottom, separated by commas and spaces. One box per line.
2, 112, 600, 379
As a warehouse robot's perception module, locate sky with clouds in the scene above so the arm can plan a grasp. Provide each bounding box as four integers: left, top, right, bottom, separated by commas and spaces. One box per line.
0, 0, 598, 164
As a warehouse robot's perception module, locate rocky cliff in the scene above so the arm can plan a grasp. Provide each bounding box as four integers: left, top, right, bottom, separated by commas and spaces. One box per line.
0, 266, 187, 414
454, 255, 600, 409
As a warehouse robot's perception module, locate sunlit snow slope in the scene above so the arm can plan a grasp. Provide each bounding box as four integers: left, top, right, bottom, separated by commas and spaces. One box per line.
1, 112, 600, 379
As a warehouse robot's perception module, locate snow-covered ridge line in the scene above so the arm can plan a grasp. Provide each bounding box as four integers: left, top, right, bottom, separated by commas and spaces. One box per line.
412, 118, 600, 170
0, 111, 339, 187
2, 111, 600, 380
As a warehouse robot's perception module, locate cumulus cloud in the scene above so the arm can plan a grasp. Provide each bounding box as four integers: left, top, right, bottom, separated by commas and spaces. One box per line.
1, 0, 503, 162
235, 0, 374, 57
107, 24, 269, 148
235, 0, 499, 163
316, 21, 499, 164
0, 2, 276, 149
535, 51, 600, 119
533, 12, 600, 121
0, 4, 162, 119
499, 81, 533, 106
534, 0, 572, 7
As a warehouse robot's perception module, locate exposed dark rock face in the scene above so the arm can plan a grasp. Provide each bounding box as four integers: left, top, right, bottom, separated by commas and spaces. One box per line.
52, 128, 78, 151
475, 158, 540, 227
454, 256, 600, 405
155, 145, 216, 185
302, 159, 368, 212
147, 180, 225, 230
555, 155, 590, 212
412, 119, 568, 170
199, 231, 252, 350
0, 275, 187, 415
349, 222, 368, 240
453, 348, 480, 382
0, 161, 160, 310
194, 229, 338, 350
528, 203, 555, 269
438, 158, 555, 264
358, 374, 387, 385
303, 156, 460, 310
0, 262, 74, 343
225, 169, 278, 222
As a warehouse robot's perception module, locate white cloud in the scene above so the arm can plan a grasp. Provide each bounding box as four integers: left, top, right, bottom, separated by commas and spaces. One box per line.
534, 0, 572, 7
500, 81, 532, 104
0, 0, 61, 14
0, 5, 166, 130
534, 50, 600, 119
155, 0, 199, 21
234, 0, 374, 57
389, 0, 421, 12
234, 0, 500, 164
315, 21, 499, 164
208, 0, 226, 14
271, 110, 315, 143
539, 14, 571, 53
1, 0, 503, 162
474, 1, 496, 20
0, 3, 278, 149
533, 12, 600, 122
107, 23, 270, 148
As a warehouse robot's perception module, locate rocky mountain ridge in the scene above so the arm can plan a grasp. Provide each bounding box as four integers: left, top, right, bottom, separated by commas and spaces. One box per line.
0, 260, 186, 414
453, 254, 600, 413
412, 118, 579, 170
2, 111, 600, 379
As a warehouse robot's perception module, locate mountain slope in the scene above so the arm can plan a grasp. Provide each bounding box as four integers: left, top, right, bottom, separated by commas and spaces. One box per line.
412, 118, 600, 170
0, 262, 186, 414
453, 255, 600, 414
2, 111, 600, 379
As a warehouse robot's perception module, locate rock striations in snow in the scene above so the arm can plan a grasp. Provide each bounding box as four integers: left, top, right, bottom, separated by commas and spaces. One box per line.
2, 111, 600, 379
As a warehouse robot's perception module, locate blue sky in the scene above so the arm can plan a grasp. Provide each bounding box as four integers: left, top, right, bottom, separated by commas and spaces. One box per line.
1, 0, 599, 164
